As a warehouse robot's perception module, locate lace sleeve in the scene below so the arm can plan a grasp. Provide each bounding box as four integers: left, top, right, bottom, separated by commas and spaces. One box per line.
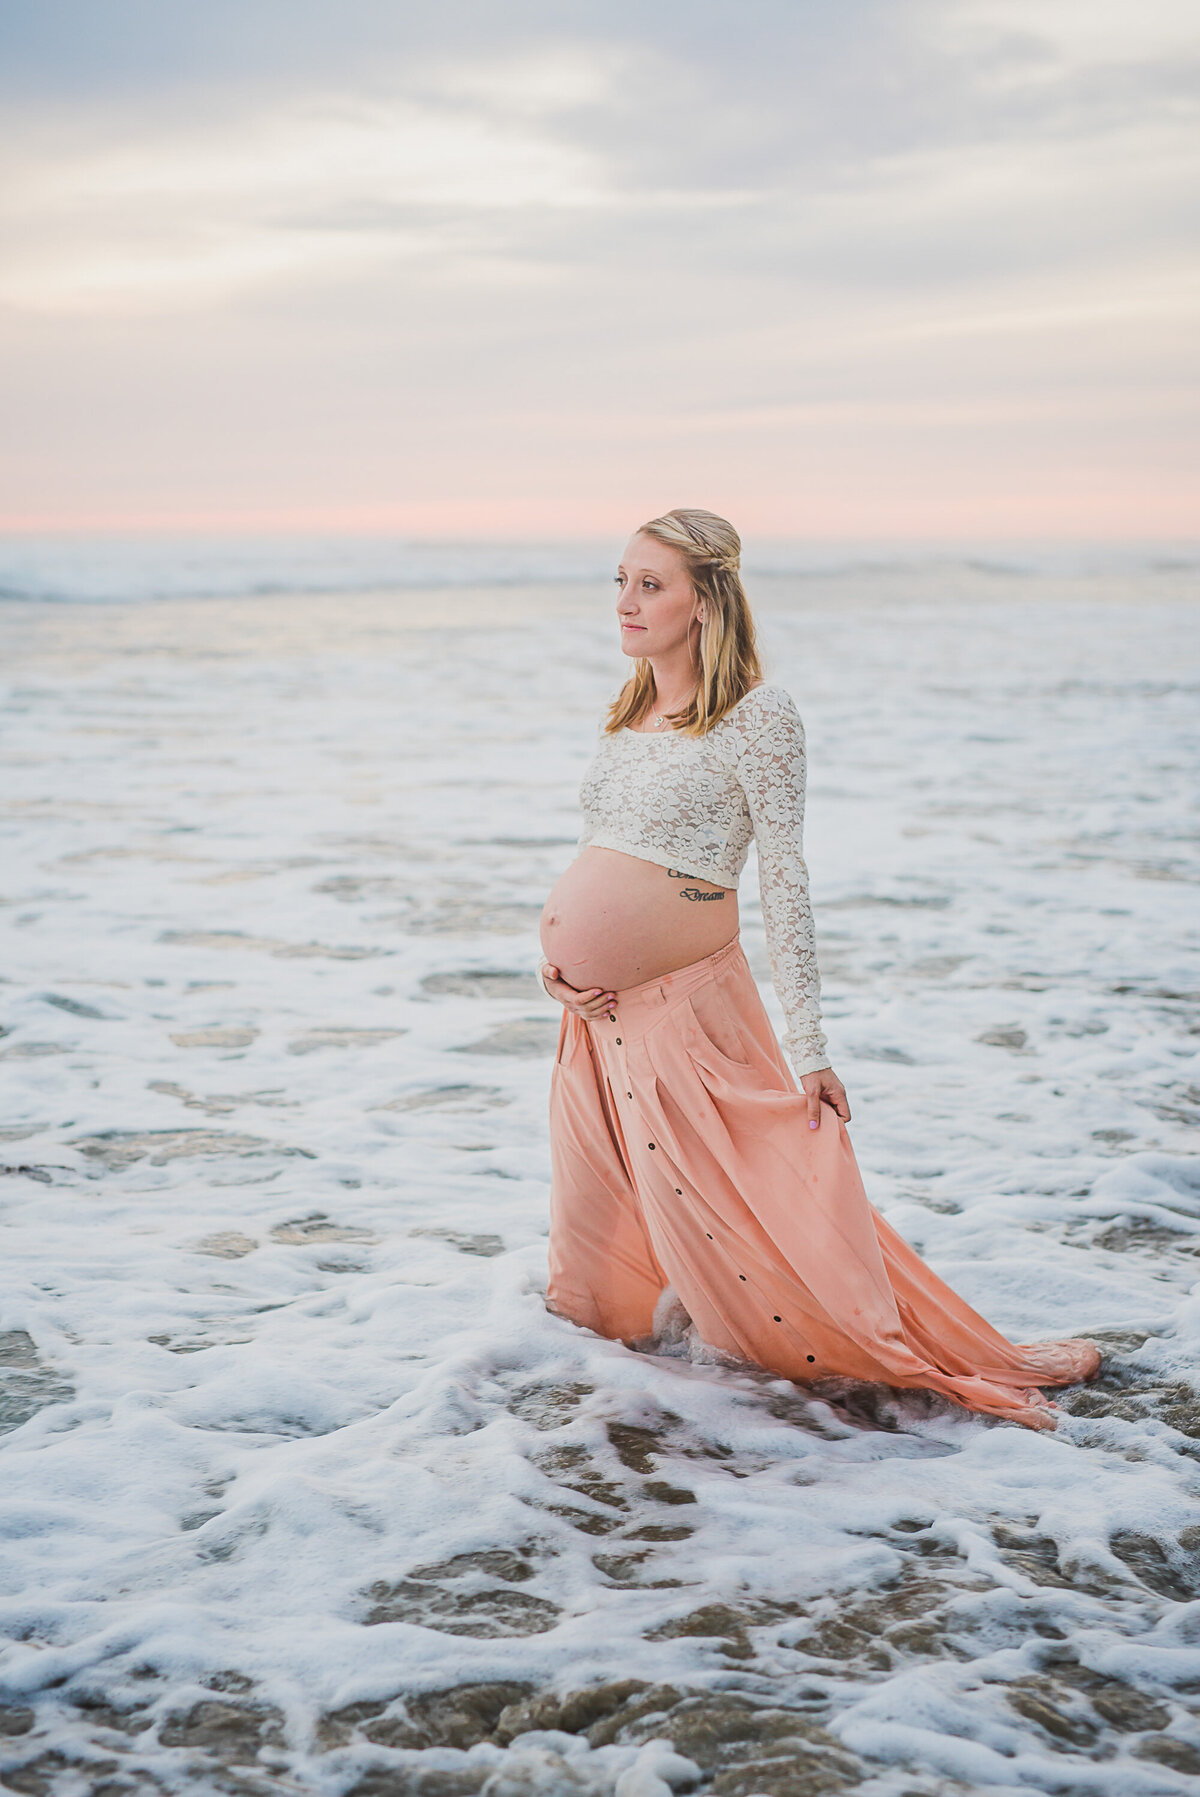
735, 693, 830, 1078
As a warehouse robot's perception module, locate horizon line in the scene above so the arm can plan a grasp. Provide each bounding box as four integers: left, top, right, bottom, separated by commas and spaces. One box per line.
1, 518, 1198, 550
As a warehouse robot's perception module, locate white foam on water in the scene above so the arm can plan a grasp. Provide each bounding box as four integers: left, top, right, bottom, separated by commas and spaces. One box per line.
0, 578, 1198, 1793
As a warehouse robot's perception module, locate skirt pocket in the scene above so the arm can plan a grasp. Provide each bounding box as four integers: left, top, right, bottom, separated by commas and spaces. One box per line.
680, 981, 753, 1073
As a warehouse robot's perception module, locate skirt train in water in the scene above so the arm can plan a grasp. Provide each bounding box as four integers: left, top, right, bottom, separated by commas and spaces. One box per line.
545, 935, 1100, 1430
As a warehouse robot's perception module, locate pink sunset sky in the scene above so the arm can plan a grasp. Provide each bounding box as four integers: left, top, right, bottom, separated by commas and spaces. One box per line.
1, 0, 1197, 542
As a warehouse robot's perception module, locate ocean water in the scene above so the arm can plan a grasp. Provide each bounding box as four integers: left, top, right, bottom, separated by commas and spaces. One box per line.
0, 532, 1197, 606
1, 552, 1199, 1795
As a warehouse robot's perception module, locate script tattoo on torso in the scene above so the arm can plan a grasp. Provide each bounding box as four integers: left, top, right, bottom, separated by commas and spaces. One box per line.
667, 867, 726, 903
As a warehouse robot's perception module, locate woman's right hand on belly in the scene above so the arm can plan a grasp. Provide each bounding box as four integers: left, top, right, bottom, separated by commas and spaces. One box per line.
540, 963, 617, 1020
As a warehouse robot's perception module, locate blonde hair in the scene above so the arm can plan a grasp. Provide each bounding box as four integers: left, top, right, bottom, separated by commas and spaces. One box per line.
605, 507, 763, 737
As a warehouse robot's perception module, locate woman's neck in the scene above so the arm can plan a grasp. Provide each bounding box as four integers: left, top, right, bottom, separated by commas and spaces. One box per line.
647, 649, 699, 718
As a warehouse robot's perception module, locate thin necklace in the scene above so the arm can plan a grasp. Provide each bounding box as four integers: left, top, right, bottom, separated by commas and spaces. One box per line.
650, 697, 686, 730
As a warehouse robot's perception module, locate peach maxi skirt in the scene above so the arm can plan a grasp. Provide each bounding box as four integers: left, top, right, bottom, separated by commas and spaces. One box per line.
546, 934, 1100, 1430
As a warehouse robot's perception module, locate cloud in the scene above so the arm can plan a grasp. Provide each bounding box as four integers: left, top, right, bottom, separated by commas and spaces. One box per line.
939, 0, 1200, 66
0, 0, 1196, 534
0, 83, 619, 313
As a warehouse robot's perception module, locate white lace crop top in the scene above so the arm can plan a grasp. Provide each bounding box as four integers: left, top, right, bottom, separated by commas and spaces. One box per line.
571, 682, 830, 1077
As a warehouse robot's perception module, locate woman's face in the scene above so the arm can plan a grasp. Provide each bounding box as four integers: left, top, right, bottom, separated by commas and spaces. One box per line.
615, 532, 702, 660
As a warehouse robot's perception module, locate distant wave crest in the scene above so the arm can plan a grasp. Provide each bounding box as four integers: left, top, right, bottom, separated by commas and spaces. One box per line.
0, 536, 1196, 604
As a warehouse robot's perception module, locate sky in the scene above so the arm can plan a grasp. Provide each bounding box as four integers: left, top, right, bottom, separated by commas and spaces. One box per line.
1, 0, 1197, 540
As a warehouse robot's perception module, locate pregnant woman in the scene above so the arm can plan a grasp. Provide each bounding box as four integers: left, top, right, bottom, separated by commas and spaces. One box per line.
538, 507, 1100, 1431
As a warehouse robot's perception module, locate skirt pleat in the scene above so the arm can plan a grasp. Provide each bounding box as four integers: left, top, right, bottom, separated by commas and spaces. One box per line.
546, 933, 1100, 1430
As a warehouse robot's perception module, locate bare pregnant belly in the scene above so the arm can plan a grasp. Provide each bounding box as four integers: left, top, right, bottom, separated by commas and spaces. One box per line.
540, 846, 739, 993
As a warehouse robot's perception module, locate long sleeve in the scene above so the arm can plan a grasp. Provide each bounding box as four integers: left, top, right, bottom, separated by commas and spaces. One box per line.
734, 694, 830, 1078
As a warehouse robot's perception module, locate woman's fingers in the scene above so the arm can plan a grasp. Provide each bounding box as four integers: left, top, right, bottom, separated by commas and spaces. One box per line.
544, 980, 583, 1009
821, 1072, 852, 1123
576, 988, 617, 1019
542, 973, 618, 1020
801, 1068, 851, 1127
